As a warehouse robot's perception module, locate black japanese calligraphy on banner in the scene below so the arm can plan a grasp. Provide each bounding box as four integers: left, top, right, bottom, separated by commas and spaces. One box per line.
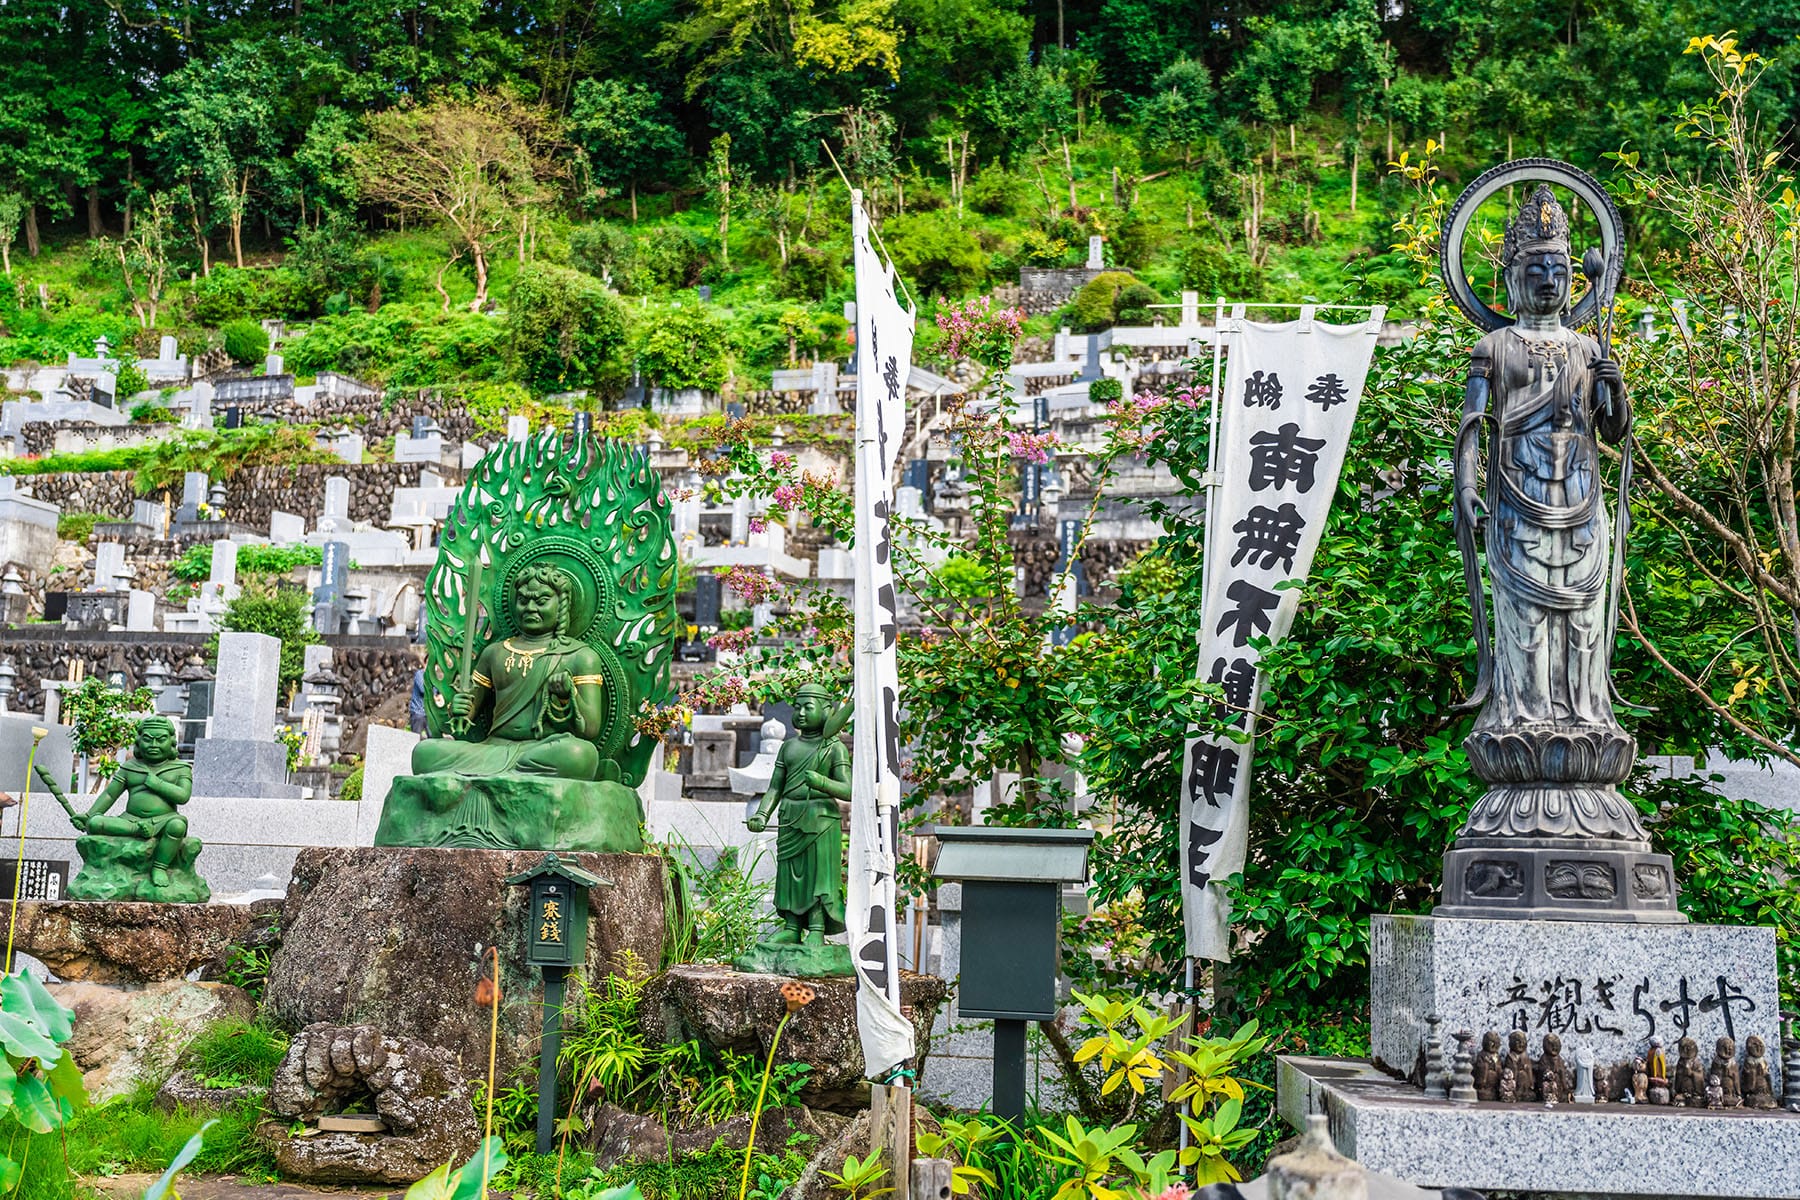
849, 195, 917, 1077
1182, 307, 1384, 962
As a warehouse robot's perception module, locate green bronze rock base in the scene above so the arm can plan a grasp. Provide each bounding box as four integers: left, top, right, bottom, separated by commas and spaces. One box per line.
373, 774, 644, 853
68, 834, 210, 903
731, 940, 855, 977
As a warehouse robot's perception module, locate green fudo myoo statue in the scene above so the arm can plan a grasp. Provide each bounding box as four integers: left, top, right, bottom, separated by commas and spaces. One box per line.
413, 562, 609, 781
734, 683, 855, 976
378, 432, 680, 853
35, 716, 210, 903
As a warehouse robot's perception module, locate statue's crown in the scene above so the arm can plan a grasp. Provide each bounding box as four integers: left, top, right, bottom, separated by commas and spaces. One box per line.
1503, 183, 1571, 265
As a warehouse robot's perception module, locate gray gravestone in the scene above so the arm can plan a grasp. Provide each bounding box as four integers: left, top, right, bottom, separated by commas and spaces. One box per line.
92, 542, 127, 591
695, 573, 722, 629
192, 631, 300, 798
321, 477, 351, 532
269, 511, 306, 543
209, 539, 238, 593
177, 473, 208, 523
126, 588, 155, 632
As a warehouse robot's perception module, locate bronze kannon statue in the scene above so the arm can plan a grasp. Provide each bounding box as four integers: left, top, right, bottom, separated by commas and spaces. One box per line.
1435, 161, 1682, 922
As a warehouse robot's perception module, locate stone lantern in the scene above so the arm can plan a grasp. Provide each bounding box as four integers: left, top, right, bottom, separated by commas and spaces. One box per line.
0, 658, 17, 713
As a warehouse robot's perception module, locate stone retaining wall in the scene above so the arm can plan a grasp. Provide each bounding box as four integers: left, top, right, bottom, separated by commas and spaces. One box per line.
22, 462, 437, 529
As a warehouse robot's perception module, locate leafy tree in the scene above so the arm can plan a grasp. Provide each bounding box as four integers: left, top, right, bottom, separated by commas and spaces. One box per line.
0, 192, 22, 274
352, 92, 566, 312
60, 676, 155, 780
883, 210, 986, 297
215, 583, 318, 698
292, 106, 361, 230
636, 305, 731, 392
96, 191, 176, 328
506, 263, 631, 394
569, 79, 684, 222
156, 44, 287, 271
1134, 58, 1215, 168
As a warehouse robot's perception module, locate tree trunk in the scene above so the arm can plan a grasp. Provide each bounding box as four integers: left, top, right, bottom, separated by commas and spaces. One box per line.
1, 242, 10, 275
1056, 0, 1064, 48
470, 241, 489, 311
1061, 136, 1077, 211
1350, 141, 1359, 213
23, 205, 39, 257
629, 178, 638, 223
87, 184, 102, 238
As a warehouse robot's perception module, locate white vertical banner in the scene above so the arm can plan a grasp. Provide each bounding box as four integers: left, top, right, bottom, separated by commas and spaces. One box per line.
849, 192, 916, 1077
1182, 307, 1385, 961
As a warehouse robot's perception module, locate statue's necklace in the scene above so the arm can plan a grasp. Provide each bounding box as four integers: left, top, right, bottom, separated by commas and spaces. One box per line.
503, 638, 549, 671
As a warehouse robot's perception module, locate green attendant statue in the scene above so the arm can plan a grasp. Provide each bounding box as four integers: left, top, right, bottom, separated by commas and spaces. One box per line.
734, 683, 855, 976
35, 716, 210, 903
376, 431, 681, 854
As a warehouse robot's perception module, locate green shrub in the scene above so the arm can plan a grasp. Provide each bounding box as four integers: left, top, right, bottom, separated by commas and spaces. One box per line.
1088, 377, 1123, 403
966, 166, 1025, 216
212, 583, 318, 695
569, 222, 636, 284
884, 210, 986, 298
338, 763, 364, 803
283, 304, 509, 387
636, 306, 730, 393
129, 401, 175, 424
56, 512, 107, 543
114, 358, 150, 400
220, 319, 269, 365
1068, 270, 1139, 332
1177, 237, 1259, 300
170, 542, 323, 582
776, 244, 844, 301
506, 263, 631, 394
1115, 281, 1162, 325
635, 226, 711, 290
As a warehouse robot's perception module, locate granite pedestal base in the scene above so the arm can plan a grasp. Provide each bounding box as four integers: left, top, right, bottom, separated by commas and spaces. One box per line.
191, 739, 302, 799
1279, 1055, 1800, 1198
1437, 839, 1683, 923
1371, 914, 1783, 1103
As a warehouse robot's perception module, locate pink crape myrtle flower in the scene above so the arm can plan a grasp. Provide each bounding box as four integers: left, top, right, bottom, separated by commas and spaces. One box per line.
720, 566, 775, 605
935, 295, 1026, 369
1007, 429, 1060, 464
1149, 1187, 1191, 1200
747, 516, 768, 534
768, 450, 794, 468
772, 483, 803, 507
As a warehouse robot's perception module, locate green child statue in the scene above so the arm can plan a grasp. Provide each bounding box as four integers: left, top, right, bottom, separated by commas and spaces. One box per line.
734, 682, 855, 976
35, 715, 210, 903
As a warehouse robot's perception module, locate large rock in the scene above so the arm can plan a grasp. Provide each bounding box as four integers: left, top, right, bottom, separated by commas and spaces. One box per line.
585, 1102, 848, 1167
642, 965, 948, 1112
261, 1022, 479, 1184
264, 846, 667, 1077
54, 979, 256, 1101
13, 900, 263, 983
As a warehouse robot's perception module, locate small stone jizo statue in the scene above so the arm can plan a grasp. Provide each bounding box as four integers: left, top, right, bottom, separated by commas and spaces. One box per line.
1537, 1033, 1573, 1103
1673, 1036, 1706, 1107
1503, 1030, 1538, 1103
1710, 1036, 1742, 1108
34, 716, 209, 902
1647, 1036, 1672, 1105
1742, 1035, 1778, 1110
1473, 1031, 1504, 1101
735, 682, 854, 976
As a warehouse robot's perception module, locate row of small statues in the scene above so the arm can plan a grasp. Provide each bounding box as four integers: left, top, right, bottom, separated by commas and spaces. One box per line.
1419, 1021, 1797, 1111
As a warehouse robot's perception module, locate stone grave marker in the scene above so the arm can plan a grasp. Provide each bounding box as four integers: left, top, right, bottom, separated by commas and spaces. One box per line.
192, 631, 301, 798
506, 415, 529, 442
320, 477, 351, 533
269, 510, 306, 543
265, 353, 284, 376
159, 335, 179, 360
1087, 235, 1104, 270
92, 542, 128, 591
126, 589, 156, 631
176, 472, 208, 523
312, 541, 348, 635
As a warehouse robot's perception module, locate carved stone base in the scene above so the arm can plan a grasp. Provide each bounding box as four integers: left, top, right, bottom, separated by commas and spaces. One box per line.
373, 774, 644, 852
68, 834, 210, 904
731, 940, 855, 977
1437, 839, 1684, 923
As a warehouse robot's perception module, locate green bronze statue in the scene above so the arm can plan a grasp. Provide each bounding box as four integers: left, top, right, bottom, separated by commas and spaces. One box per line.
35, 716, 210, 903
376, 432, 680, 853
734, 683, 855, 976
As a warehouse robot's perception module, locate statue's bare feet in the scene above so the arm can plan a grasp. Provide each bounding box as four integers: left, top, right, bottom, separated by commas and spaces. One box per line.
768, 925, 801, 945
150, 866, 172, 888
803, 928, 825, 948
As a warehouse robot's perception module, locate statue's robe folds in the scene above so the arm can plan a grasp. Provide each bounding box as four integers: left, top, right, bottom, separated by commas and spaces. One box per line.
1463, 324, 1642, 842
771, 735, 849, 934
411, 637, 603, 781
